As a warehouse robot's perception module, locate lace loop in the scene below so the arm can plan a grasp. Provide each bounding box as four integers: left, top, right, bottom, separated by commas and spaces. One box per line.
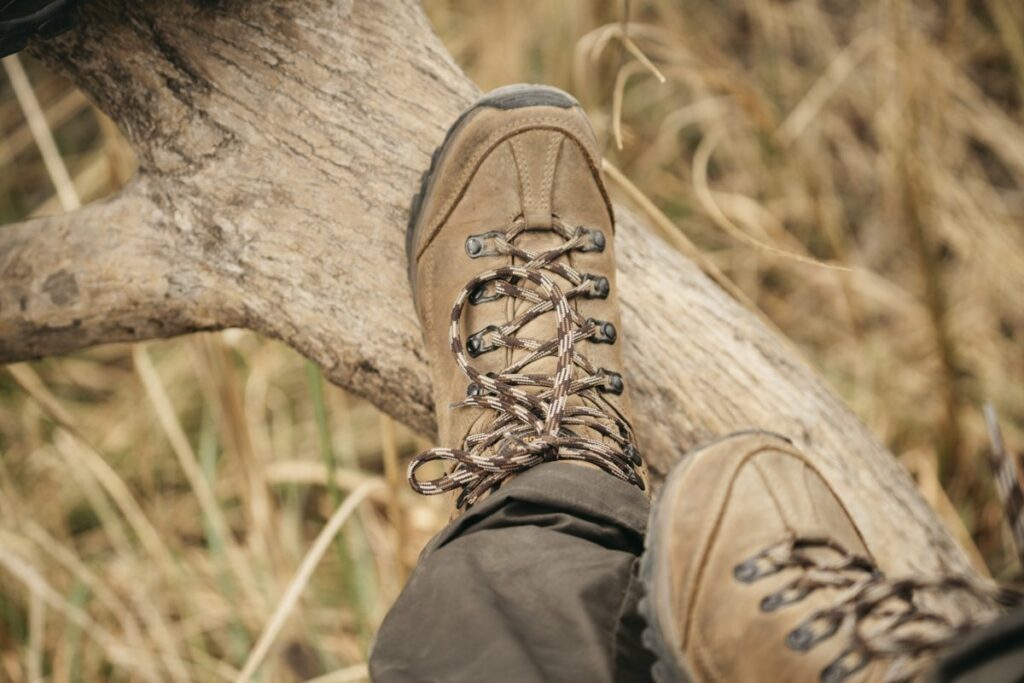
409, 218, 643, 509
736, 536, 1024, 682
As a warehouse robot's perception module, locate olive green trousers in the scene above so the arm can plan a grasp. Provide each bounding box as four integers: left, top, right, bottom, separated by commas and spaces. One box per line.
369, 460, 1024, 683
369, 462, 654, 682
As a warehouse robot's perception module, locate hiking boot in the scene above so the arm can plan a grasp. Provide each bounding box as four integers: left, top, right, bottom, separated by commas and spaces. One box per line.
640, 431, 1018, 683
0, 0, 81, 58
405, 83, 645, 511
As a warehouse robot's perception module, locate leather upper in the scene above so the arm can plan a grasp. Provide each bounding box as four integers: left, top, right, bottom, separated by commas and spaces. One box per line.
648, 432, 891, 682
409, 98, 637, 473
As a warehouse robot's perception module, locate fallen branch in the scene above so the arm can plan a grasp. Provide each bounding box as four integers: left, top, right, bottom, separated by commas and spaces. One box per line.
0, 0, 985, 599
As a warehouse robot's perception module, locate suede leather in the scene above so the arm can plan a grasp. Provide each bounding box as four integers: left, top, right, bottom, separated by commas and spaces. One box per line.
649, 432, 889, 682
408, 96, 640, 488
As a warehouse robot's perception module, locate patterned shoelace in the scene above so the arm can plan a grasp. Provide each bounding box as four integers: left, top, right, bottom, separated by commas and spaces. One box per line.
734, 536, 1024, 683
408, 217, 644, 509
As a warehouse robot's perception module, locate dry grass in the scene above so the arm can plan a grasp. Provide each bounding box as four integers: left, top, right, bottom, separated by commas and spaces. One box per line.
1, 0, 1024, 680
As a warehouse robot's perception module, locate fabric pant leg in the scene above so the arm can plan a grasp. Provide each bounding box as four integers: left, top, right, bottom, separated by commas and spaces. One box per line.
369, 461, 655, 683
929, 607, 1024, 682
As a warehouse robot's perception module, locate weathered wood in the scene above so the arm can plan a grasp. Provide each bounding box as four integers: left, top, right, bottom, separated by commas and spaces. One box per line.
0, 0, 986, 593
0, 183, 237, 360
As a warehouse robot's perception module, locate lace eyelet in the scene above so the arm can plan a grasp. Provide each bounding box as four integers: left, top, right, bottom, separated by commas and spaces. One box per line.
820, 649, 868, 683
575, 227, 606, 253
469, 282, 501, 305
597, 368, 624, 395
786, 626, 814, 651
582, 274, 610, 299
787, 611, 842, 652
761, 592, 783, 612
733, 559, 764, 583
588, 319, 617, 344
733, 553, 785, 583
466, 383, 483, 397
465, 231, 504, 258
466, 325, 500, 357
760, 584, 811, 612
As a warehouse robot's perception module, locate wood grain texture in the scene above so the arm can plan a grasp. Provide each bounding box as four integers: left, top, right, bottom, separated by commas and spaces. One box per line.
0, 0, 987, 598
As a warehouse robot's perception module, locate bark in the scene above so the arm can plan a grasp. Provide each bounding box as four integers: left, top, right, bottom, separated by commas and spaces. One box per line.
0, 183, 238, 360
0, 0, 985, 589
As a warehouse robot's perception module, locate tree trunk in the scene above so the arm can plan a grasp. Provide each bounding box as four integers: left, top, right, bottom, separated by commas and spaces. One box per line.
0, 0, 985, 596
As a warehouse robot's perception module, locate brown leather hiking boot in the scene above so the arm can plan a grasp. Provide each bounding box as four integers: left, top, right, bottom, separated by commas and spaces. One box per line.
404, 84, 646, 511
640, 431, 1019, 683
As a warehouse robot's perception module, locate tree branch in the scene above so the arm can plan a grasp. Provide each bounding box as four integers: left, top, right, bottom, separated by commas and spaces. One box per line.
0, 0, 986, 595
0, 184, 238, 362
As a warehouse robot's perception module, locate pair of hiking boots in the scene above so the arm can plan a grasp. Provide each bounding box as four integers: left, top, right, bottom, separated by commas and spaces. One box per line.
4, 0, 1013, 663
405, 84, 1018, 683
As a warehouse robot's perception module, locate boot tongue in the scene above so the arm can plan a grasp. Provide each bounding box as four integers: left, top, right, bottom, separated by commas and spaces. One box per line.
507, 130, 572, 392
510, 130, 561, 230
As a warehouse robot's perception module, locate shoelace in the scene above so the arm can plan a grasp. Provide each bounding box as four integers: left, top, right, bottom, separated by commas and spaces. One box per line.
734, 536, 1024, 683
408, 217, 644, 509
